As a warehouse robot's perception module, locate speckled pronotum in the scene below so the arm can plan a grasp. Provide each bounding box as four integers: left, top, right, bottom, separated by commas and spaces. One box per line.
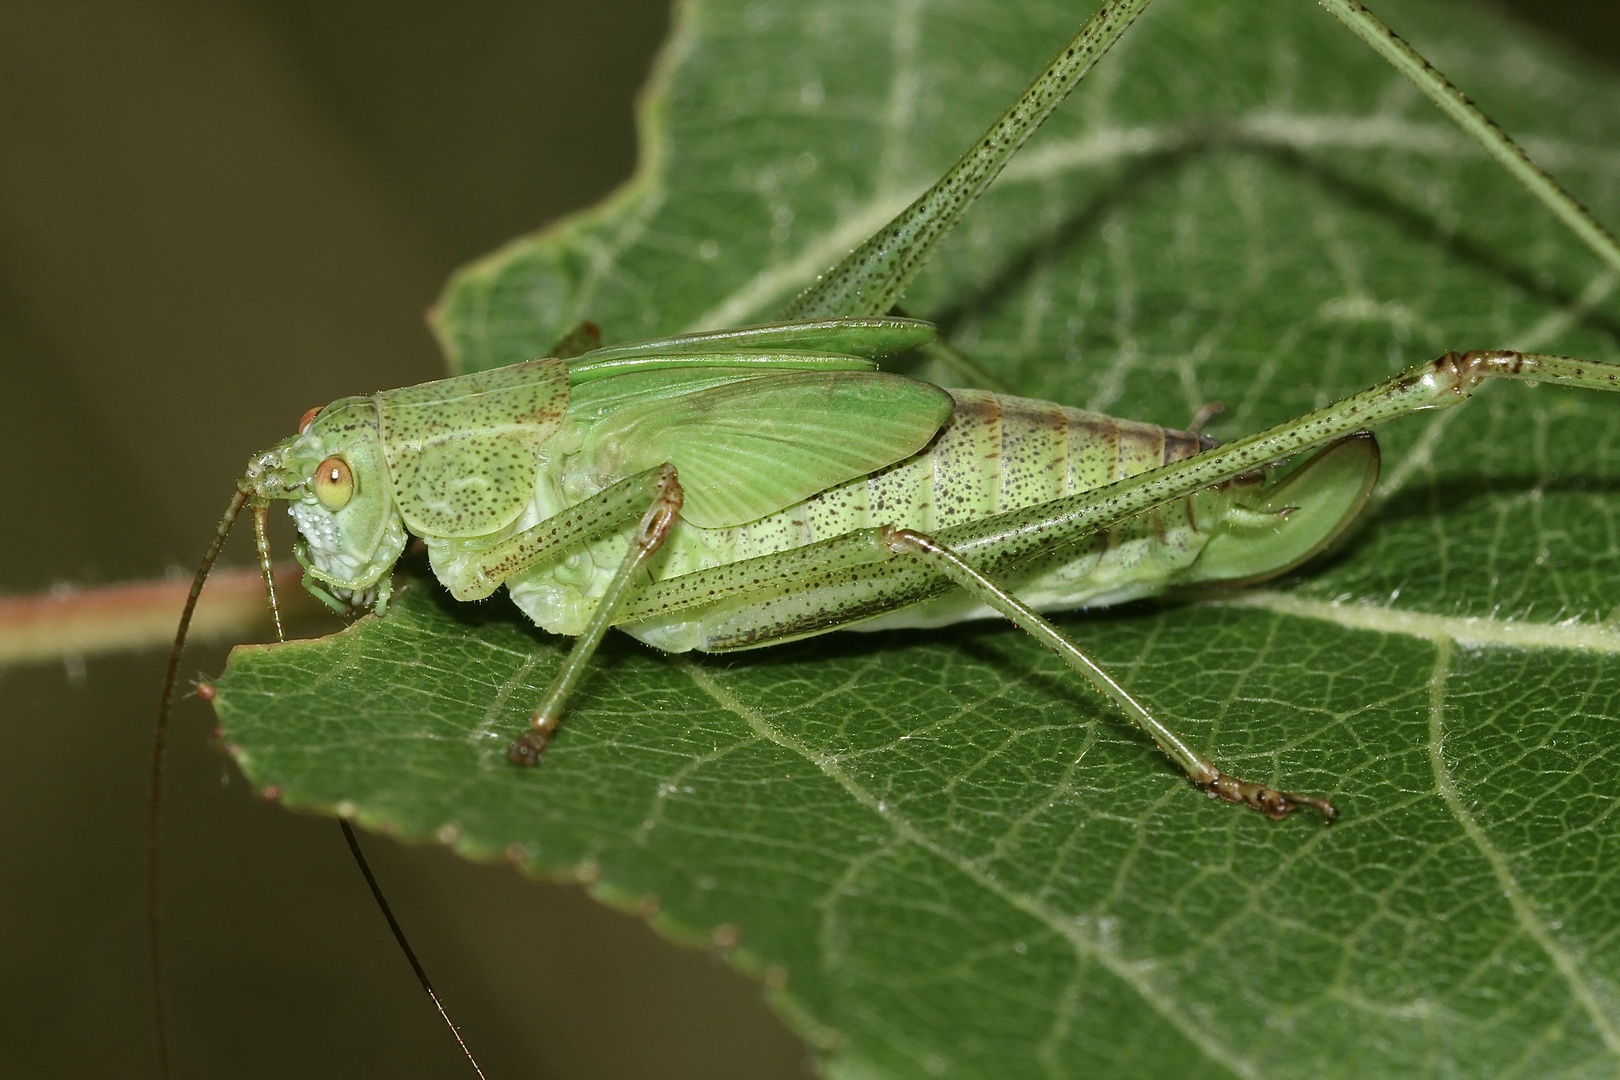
149, 0, 1620, 1074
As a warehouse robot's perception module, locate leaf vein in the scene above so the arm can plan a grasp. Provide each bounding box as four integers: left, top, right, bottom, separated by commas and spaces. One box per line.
1426, 639, 1620, 1056
1215, 592, 1620, 654
675, 656, 1264, 1080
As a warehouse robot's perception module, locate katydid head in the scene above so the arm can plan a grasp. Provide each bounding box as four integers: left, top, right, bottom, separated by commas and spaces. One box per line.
247, 397, 408, 614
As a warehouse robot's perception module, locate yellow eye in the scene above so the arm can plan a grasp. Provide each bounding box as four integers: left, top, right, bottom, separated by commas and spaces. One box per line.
312, 456, 354, 510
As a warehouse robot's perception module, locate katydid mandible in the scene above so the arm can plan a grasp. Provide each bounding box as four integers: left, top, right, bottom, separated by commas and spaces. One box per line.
151, 0, 1620, 1069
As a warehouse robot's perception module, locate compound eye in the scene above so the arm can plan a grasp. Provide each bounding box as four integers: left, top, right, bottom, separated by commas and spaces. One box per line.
312, 456, 354, 510
298, 406, 323, 434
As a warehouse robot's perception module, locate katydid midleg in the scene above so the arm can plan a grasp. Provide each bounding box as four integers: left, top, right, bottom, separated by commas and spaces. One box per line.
149, 0, 1620, 1072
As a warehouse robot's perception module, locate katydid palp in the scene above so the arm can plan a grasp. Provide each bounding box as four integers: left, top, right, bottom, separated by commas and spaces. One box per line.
149, 0, 1620, 1073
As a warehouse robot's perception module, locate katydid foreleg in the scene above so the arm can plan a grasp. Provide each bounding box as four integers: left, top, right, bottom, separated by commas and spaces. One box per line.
432, 465, 686, 601
411, 459, 692, 760
510, 464, 684, 764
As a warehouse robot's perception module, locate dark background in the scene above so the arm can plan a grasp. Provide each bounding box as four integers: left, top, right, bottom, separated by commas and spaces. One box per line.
0, 1, 1616, 1076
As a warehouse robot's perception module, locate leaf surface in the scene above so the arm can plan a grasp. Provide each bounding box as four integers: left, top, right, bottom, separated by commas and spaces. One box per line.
215, 0, 1620, 1075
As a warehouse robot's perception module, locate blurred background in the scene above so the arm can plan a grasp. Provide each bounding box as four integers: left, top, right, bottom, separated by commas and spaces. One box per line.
0, 1, 1616, 1076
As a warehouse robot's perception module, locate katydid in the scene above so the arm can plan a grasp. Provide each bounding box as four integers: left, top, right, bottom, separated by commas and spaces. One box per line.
149, 0, 1620, 1073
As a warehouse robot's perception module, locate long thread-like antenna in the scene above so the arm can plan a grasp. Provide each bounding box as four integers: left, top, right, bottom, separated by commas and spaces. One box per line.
340, 821, 489, 1080
149, 483, 252, 1079
249, 503, 489, 1078
250, 500, 489, 1077
151, 480, 487, 1077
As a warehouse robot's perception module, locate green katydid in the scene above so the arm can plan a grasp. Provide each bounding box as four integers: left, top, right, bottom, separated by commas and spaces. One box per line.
171, 0, 1620, 815
150, 0, 1620, 1072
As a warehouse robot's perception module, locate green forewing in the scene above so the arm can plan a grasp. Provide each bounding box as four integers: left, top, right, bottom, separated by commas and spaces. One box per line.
580, 370, 953, 529
376, 358, 570, 538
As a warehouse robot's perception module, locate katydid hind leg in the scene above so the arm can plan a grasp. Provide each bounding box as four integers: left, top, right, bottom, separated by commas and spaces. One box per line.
509, 464, 685, 765
616, 350, 1620, 654
882, 527, 1339, 822
598, 349, 1620, 821
863, 347, 1620, 818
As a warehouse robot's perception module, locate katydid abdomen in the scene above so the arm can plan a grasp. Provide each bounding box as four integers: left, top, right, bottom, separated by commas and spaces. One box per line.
503, 388, 1377, 653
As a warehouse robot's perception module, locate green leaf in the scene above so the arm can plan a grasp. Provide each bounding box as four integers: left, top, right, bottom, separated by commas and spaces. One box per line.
215, 0, 1620, 1075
